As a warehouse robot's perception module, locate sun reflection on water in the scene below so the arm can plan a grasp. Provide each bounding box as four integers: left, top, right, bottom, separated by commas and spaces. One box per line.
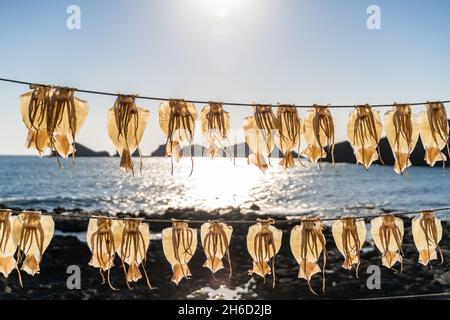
170, 157, 270, 210
2, 157, 447, 219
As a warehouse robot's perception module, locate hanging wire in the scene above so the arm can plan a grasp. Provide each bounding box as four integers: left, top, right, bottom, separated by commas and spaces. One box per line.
1, 77, 450, 108
2, 78, 450, 219
2, 76, 450, 222
4, 206, 450, 225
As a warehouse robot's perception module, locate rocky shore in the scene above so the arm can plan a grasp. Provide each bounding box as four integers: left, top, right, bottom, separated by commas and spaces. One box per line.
0, 207, 448, 300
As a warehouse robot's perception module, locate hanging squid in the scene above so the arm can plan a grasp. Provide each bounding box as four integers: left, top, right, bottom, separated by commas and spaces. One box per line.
254, 105, 279, 154
48, 87, 89, 162
302, 105, 335, 166
20, 86, 89, 164
384, 104, 419, 174
412, 211, 443, 266
0, 209, 20, 284
159, 100, 198, 176
107, 95, 150, 174
246, 219, 282, 288
332, 217, 366, 277
162, 220, 197, 285
200, 221, 233, 277
19, 85, 52, 156
418, 102, 449, 168
114, 219, 153, 289
347, 105, 383, 169
275, 105, 301, 169
87, 217, 118, 289
290, 218, 326, 294
370, 215, 404, 270
12, 211, 54, 276
243, 105, 278, 172
200, 102, 232, 159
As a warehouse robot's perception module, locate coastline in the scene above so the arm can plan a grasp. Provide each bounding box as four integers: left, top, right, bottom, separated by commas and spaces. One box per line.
0, 207, 448, 300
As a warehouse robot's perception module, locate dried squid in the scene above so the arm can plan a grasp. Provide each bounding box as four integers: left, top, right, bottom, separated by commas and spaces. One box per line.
87, 217, 118, 289
200, 102, 232, 159
20, 85, 89, 161
200, 221, 233, 277
48, 87, 89, 162
347, 105, 383, 169
418, 102, 449, 168
114, 219, 153, 289
290, 218, 326, 294
384, 104, 419, 174
0, 209, 20, 283
332, 217, 366, 276
243, 105, 278, 172
159, 100, 198, 176
12, 211, 54, 276
162, 220, 197, 285
107, 95, 150, 174
246, 219, 282, 288
412, 211, 443, 266
370, 215, 404, 270
302, 105, 335, 165
19, 85, 52, 156
20, 86, 89, 164
275, 105, 301, 169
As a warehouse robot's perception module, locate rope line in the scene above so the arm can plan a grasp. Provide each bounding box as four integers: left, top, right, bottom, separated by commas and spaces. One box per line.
1, 77, 450, 108
3, 206, 450, 224
1, 76, 450, 222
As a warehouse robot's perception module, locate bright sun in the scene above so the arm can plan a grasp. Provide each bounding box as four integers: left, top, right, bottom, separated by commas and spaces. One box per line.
192, 0, 245, 19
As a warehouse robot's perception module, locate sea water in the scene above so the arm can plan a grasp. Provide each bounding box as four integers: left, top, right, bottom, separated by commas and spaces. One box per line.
0, 156, 449, 219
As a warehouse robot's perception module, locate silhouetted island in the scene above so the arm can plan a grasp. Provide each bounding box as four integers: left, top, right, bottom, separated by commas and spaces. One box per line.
150, 144, 208, 157
70, 119, 450, 166
319, 120, 450, 166
51, 143, 110, 157
149, 133, 449, 167
321, 136, 449, 166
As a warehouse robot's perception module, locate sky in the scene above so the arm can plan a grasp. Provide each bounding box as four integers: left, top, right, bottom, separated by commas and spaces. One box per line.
1, 0, 450, 155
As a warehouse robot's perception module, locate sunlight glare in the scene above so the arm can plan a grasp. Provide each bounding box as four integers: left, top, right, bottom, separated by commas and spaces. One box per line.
192, 0, 244, 19
174, 158, 264, 210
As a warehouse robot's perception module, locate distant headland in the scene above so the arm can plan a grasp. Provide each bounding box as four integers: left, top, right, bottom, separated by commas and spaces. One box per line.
51, 144, 110, 157
70, 139, 449, 167
69, 118, 449, 167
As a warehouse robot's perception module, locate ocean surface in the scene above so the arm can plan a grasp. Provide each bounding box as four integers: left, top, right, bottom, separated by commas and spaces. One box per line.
0, 156, 449, 219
